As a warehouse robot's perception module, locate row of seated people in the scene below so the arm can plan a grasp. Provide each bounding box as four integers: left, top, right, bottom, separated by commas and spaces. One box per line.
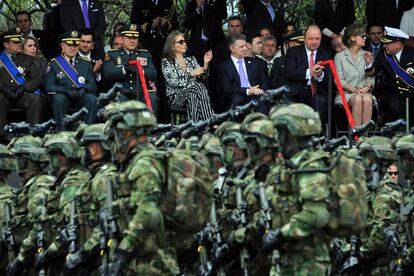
1, 23, 413, 143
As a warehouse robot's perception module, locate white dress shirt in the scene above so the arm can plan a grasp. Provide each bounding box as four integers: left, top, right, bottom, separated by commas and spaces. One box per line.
305, 47, 324, 85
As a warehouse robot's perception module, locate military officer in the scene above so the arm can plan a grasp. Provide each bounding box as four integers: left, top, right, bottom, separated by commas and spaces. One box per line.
103, 24, 159, 115
46, 31, 98, 130
0, 27, 42, 142
365, 26, 414, 126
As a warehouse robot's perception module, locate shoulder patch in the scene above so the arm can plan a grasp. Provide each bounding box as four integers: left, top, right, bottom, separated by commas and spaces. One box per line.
79, 55, 89, 61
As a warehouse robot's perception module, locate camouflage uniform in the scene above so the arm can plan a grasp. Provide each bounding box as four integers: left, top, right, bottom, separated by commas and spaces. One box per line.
358, 137, 400, 274
35, 132, 90, 273
106, 100, 178, 275
264, 104, 331, 275
0, 145, 16, 272
5, 135, 55, 275
63, 123, 118, 273
198, 133, 224, 180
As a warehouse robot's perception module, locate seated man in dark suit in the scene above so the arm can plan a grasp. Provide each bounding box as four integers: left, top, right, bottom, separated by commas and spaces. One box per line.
46, 31, 98, 130
217, 33, 269, 113
285, 25, 331, 127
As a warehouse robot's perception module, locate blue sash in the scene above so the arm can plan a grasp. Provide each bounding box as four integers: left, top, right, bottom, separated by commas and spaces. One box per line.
386, 53, 414, 89
54, 55, 85, 88
0, 51, 41, 95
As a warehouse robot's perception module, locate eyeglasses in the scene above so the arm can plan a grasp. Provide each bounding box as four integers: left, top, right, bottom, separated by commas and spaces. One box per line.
359, 34, 367, 39
388, 171, 398, 176
174, 39, 186, 45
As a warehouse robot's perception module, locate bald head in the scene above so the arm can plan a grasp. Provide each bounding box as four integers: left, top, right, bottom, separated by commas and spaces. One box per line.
305, 25, 322, 51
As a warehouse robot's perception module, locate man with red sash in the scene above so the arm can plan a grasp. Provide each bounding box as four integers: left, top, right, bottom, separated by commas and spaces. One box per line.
46, 31, 98, 130
365, 26, 414, 126
0, 27, 42, 143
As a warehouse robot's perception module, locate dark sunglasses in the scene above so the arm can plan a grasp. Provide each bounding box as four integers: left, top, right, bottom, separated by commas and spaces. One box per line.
388, 171, 398, 176
359, 34, 367, 39
174, 39, 186, 45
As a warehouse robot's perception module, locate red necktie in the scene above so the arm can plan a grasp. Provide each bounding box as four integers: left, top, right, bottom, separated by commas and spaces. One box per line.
310, 51, 316, 96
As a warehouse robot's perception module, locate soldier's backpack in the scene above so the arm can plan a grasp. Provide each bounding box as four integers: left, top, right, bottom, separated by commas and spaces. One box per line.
145, 149, 212, 255
293, 151, 368, 238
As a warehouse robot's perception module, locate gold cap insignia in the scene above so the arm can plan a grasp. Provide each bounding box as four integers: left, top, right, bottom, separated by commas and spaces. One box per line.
130, 24, 137, 31
16, 27, 21, 33
71, 31, 78, 38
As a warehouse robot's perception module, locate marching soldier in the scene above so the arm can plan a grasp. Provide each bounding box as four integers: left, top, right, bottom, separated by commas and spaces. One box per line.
46, 31, 98, 130
103, 24, 159, 115
0, 27, 42, 143
365, 26, 414, 126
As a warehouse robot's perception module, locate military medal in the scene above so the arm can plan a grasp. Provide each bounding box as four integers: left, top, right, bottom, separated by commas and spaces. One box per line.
137, 57, 147, 66
407, 67, 414, 75
116, 57, 122, 65
78, 76, 85, 84
17, 66, 24, 74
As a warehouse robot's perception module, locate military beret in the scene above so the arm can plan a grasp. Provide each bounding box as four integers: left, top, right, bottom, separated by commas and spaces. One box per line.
57, 31, 81, 45
120, 24, 139, 38
381, 26, 409, 43
2, 27, 23, 43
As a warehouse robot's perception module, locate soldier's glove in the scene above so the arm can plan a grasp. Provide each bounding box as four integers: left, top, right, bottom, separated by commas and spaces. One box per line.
384, 226, 400, 259
14, 85, 25, 100
7, 258, 26, 276
62, 247, 88, 273
108, 249, 130, 276
1, 85, 17, 101
262, 228, 285, 252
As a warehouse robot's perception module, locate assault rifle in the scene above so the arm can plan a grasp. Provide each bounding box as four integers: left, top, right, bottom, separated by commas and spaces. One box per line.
341, 235, 360, 273
67, 198, 79, 254
258, 181, 281, 273
97, 83, 122, 107
3, 201, 16, 264
4, 119, 56, 138
321, 136, 348, 152
367, 163, 380, 192
379, 119, 406, 136
63, 108, 88, 131
261, 85, 289, 104
37, 195, 47, 276
181, 100, 259, 138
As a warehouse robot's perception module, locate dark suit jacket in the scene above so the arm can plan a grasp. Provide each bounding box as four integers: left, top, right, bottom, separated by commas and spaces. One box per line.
218, 56, 269, 108
285, 45, 331, 98
269, 56, 287, 89
183, 0, 227, 61
367, 46, 414, 97
60, 0, 106, 59
43, 4, 64, 59
30, 29, 52, 60
240, 0, 284, 42
315, 0, 355, 36
366, 0, 413, 28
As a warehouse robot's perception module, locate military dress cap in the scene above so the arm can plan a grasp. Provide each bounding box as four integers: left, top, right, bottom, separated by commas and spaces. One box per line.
381, 26, 409, 43
120, 24, 140, 38
286, 31, 305, 43
2, 27, 23, 42
57, 31, 81, 45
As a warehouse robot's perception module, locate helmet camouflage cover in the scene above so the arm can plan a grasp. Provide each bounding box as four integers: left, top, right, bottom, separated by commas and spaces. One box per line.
215, 122, 246, 149
0, 144, 16, 171
269, 103, 322, 137
77, 123, 111, 151
358, 136, 397, 160
108, 100, 156, 130
44, 131, 82, 159
241, 112, 277, 148
394, 134, 414, 157
8, 135, 47, 162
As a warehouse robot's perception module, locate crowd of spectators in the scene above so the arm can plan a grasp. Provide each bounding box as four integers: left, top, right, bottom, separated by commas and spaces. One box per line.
1, 0, 414, 144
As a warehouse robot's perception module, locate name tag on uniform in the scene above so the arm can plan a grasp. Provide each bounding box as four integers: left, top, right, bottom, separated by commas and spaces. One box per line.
137, 57, 147, 66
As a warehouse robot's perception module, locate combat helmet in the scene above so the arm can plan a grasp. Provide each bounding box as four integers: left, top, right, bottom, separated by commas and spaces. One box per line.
76, 123, 110, 151
44, 132, 82, 159
199, 133, 224, 158
108, 100, 156, 131
9, 135, 47, 162
394, 134, 414, 158
269, 103, 322, 137
0, 144, 16, 171
241, 113, 277, 149
215, 121, 246, 149
358, 136, 397, 160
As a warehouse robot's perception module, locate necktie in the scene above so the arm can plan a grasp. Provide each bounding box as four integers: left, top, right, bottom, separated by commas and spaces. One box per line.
81, 0, 90, 28
69, 59, 74, 66
266, 3, 276, 22
310, 51, 316, 96
372, 45, 379, 58
238, 59, 250, 88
